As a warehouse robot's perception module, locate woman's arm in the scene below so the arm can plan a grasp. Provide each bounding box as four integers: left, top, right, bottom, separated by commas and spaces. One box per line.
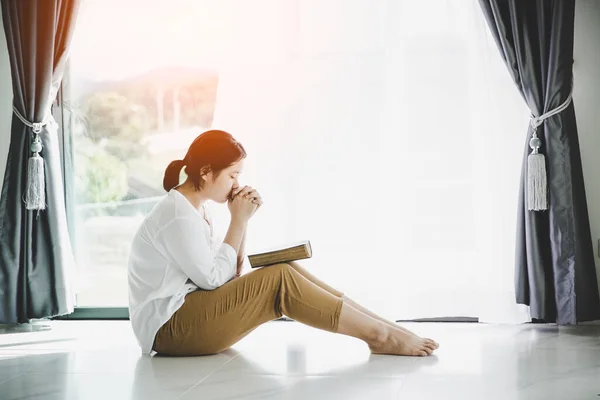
223, 217, 247, 256
223, 217, 247, 283
236, 229, 247, 273
156, 217, 237, 290
228, 185, 262, 278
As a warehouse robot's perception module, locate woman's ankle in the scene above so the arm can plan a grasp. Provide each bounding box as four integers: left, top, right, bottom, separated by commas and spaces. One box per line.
367, 322, 390, 348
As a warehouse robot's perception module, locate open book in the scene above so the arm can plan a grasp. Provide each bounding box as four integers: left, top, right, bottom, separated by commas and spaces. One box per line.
247, 240, 312, 268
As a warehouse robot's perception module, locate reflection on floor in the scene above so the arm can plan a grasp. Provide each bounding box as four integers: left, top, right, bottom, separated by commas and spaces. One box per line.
1, 320, 599, 399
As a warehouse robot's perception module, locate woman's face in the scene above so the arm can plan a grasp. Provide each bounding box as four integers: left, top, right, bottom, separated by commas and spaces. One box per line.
204, 159, 244, 203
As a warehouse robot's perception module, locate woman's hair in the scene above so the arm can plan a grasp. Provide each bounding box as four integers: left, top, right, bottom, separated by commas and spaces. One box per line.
163, 129, 247, 192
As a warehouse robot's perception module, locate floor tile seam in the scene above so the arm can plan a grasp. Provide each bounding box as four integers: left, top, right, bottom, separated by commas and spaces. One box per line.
175, 352, 242, 399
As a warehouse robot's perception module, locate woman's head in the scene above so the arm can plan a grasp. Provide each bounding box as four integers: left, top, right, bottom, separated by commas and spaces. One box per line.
163, 130, 246, 203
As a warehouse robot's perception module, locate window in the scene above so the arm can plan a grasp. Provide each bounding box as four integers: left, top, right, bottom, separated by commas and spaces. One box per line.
62, 0, 530, 322
65, 0, 223, 306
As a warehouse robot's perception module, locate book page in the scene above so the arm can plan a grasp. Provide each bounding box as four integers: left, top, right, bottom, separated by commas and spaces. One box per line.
248, 240, 309, 256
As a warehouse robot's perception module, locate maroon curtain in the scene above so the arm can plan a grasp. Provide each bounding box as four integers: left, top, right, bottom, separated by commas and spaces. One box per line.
0, 0, 81, 323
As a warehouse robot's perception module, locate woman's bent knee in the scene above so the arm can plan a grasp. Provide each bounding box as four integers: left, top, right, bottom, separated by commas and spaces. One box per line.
268, 263, 292, 271
259, 263, 293, 278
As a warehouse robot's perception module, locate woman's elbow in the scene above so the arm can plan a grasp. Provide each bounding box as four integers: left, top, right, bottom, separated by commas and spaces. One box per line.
201, 278, 221, 291
204, 272, 229, 290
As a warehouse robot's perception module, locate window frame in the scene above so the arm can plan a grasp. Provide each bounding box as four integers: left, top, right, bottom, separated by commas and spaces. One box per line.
53, 62, 130, 320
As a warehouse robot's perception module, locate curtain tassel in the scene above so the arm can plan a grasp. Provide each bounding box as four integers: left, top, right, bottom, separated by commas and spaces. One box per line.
527, 133, 547, 211
13, 107, 50, 211
527, 86, 573, 212
25, 123, 46, 211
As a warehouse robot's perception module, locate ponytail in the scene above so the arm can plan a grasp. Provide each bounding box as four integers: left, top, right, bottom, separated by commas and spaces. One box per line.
163, 130, 247, 192
163, 159, 186, 192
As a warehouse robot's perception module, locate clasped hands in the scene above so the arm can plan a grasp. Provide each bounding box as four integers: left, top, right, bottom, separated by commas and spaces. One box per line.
227, 185, 263, 282
230, 185, 263, 208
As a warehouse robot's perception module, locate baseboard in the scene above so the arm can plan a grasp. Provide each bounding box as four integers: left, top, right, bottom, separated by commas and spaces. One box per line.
275, 316, 479, 323
51, 307, 129, 320
396, 317, 479, 323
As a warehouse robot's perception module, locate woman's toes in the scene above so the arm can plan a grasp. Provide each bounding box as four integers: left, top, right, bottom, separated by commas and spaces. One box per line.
424, 342, 436, 351
421, 339, 436, 348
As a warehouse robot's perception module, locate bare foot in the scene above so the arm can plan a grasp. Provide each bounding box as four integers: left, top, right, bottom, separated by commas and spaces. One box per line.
369, 326, 437, 356
392, 324, 439, 350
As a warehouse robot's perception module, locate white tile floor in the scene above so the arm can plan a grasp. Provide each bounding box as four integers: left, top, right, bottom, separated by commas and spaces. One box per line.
0, 320, 599, 399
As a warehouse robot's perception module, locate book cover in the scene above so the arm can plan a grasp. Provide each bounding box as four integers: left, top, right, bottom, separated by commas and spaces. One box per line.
247, 240, 312, 268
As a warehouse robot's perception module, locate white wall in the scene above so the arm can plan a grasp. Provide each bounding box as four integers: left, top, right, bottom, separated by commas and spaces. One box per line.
0, 14, 13, 193
574, 0, 600, 289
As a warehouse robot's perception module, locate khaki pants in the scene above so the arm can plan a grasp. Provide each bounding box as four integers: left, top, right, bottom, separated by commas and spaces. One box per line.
153, 262, 345, 356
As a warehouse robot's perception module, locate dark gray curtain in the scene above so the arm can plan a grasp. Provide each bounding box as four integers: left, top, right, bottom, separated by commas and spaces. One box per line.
479, 0, 600, 324
0, 0, 81, 323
